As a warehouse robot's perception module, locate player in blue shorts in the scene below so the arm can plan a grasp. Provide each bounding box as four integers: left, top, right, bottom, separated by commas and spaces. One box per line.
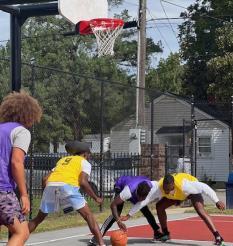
28, 141, 106, 246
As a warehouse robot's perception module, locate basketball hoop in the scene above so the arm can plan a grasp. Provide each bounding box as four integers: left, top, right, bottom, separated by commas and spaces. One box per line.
78, 18, 124, 57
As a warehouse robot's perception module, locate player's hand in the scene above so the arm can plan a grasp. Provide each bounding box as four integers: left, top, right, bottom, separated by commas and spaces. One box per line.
216, 201, 225, 210
117, 220, 127, 232
21, 195, 30, 215
120, 214, 130, 221
95, 197, 103, 205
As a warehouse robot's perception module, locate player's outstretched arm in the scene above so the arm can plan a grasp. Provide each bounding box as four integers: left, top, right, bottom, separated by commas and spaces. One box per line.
110, 196, 127, 232
79, 172, 103, 205
184, 181, 225, 210
216, 201, 225, 210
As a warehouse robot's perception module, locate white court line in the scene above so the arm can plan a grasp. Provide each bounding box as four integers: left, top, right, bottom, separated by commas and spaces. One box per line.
26, 233, 88, 245
184, 219, 233, 223
129, 237, 232, 245
26, 215, 197, 245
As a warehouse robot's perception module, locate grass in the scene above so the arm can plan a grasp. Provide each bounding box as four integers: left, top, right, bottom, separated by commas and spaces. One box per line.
0, 197, 145, 239
185, 205, 233, 215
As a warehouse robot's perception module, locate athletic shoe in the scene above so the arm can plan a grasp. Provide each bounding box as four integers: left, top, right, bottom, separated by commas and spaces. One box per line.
215, 236, 225, 246
87, 238, 97, 246
151, 232, 170, 242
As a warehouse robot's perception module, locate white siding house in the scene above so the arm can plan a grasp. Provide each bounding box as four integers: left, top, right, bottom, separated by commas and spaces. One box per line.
110, 93, 231, 182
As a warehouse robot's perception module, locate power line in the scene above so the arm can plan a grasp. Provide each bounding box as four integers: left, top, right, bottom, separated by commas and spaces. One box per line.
147, 17, 184, 21
161, 0, 233, 25
0, 56, 162, 93
146, 8, 172, 53
159, 0, 179, 43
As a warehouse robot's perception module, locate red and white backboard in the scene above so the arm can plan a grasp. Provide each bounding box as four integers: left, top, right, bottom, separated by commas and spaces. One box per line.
58, 0, 108, 25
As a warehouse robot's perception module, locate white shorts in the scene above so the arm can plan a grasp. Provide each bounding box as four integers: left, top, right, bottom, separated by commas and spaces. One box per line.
40, 184, 86, 213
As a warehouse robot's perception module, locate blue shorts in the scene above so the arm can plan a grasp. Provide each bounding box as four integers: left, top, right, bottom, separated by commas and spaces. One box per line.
40, 184, 86, 214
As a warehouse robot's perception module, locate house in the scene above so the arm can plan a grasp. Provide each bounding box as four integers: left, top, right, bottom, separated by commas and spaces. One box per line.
110, 93, 232, 183
49, 134, 110, 154
82, 134, 110, 153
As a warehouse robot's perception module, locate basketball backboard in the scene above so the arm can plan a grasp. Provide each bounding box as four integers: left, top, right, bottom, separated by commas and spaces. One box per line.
58, 0, 108, 25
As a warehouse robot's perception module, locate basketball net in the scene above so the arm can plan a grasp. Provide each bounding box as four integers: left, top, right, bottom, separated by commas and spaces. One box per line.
90, 21, 124, 57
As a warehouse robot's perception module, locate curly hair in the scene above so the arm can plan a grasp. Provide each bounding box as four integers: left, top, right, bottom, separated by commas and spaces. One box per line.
0, 90, 42, 128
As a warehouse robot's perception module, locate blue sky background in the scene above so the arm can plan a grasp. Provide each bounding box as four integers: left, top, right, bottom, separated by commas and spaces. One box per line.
0, 0, 195, 63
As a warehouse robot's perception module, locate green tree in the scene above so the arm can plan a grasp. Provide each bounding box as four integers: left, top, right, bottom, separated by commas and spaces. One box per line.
146, 53, 184, 96
0, 1, 163, 152
207, 23, 233, 100
178, 0, 233, 99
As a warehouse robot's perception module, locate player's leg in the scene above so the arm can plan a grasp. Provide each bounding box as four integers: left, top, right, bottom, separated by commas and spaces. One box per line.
7, 218, 29, 246
102, 202, 124, 235
28, 210, 48, 233
140, 205, 164, 241
78, 204, 105, 246
156, 197, 179, 240
88, 202, 124, 245
28, 186, 57, 233
0, 191, 29, 245
190, 194, 224, 245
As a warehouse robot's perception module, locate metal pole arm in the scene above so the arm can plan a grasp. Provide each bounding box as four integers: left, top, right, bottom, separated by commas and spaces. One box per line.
0, 0, 56, 5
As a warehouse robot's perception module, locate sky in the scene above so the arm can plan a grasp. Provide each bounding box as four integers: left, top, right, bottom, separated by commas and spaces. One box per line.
0, 0, 195, 63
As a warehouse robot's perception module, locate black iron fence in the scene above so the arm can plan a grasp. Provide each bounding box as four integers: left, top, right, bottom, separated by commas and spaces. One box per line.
1, 57, 233, 213
24, 153, 143, 198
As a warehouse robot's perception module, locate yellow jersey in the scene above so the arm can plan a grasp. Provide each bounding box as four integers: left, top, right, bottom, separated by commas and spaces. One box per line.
159, 173, 198, 201
48, 155, 88, 187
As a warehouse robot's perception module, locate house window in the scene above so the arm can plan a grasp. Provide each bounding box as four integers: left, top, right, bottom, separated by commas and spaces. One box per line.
198, 136, 212, 157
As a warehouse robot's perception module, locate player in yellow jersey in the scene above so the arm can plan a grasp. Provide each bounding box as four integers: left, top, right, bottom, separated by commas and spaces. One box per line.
157, 173, 225, 246
121, 173, 225, 245
28, 141, 106, 246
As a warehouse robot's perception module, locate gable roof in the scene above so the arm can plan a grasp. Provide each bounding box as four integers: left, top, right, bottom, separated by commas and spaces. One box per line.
151, 92, 231, 126
111, 115, 136, 131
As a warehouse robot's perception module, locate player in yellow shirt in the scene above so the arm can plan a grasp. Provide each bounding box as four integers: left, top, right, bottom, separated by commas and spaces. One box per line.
28, 141, 106, 246
157, 173, 225, 245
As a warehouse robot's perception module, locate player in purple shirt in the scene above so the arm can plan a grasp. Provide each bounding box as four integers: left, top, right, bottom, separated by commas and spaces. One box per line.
0, 91, 42, 245
88, 176, 164, 245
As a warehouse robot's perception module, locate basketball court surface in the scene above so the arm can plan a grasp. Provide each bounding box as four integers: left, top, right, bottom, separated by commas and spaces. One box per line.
1, 213, 231, 246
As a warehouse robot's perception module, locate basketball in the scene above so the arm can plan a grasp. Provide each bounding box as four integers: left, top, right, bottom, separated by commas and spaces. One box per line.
110, 230, 128, 246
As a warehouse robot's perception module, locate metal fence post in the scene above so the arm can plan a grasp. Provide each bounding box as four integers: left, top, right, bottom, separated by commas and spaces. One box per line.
99, 81, 104, 212
182, 119, 185, 159
190, 95, 195, 176
231, 96, 233, 172
29, 61, 35, 220
194, 120, 197, 177
165, 144, 168, 175
150, 99, 154, 179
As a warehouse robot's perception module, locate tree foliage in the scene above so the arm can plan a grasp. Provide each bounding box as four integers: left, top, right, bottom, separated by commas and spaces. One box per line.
0, 4, 163, 152
207, 23, 233, 100
146, 53, 184, 96
179, 0, 233, 100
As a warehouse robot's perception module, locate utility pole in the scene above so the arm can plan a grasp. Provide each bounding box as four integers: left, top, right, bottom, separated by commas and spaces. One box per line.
136, 0, 147, 127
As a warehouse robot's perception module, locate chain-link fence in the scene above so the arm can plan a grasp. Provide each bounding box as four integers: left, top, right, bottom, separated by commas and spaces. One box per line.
1, 58, 233, 213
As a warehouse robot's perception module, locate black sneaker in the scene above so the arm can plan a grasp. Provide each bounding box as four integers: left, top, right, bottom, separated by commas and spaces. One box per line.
87, 238, 97, 246
152, 232, 170, 242
215, 236, 225, 246
151, 231, 164, 242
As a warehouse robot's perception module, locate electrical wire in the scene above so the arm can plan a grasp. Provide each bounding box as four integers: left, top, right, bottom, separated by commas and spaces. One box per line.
0, 56, 161, 92
161, 0, 233, 25
146, 7, 173, 53
160, 0, 179, 42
